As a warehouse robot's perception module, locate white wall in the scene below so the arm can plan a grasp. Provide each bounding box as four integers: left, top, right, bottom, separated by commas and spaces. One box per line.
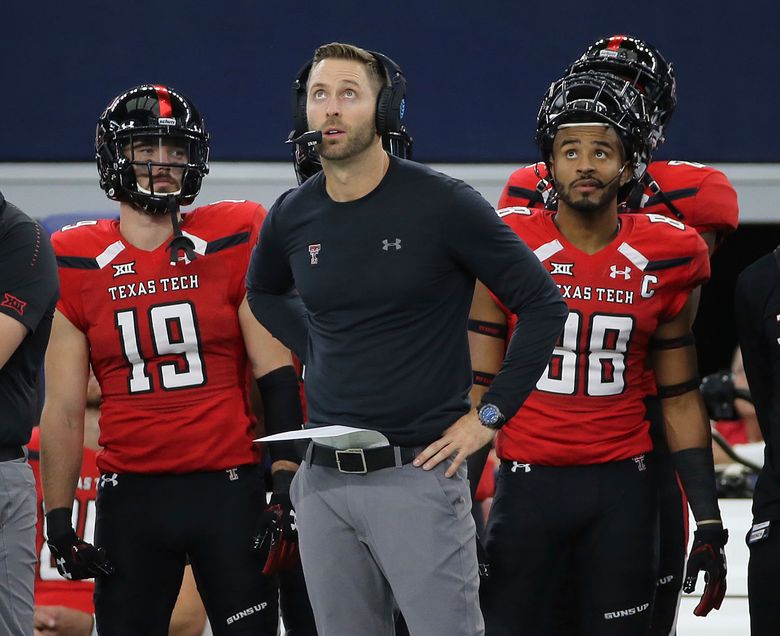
1, 163, 778, 224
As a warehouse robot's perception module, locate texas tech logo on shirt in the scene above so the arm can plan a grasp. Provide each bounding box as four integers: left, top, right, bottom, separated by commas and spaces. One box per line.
308, 244, 321, 265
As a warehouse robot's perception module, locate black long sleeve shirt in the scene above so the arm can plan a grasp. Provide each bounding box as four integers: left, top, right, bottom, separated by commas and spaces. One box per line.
735, 248, 780, 521
247, 157, 567, 446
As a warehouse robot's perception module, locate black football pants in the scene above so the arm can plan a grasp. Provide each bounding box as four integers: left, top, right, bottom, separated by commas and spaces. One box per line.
93, 465, 278, 635
748, 519, 780, 636
482, 456, 657, 636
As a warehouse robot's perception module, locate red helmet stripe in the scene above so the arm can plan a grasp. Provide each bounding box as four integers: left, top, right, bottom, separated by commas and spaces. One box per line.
607, 35, 627, 51
154, 85, 173, 118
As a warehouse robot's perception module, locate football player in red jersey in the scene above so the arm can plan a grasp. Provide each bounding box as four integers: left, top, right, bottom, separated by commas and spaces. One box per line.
475, 73, 727, 635
31, 373, 207, 636
38, 85, 310, 635
490, 36, 739, 635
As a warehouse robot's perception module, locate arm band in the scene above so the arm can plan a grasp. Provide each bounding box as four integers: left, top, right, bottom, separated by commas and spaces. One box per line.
472, 371, 495, 387
649, 333, 696, 350
468, 319, 508, 340
256, 365, 304, 464
671, 447, 721, 522
656, 376, 700, 398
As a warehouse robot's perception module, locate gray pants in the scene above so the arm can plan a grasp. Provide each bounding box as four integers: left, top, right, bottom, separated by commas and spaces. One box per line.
0, 455, 36, 636
290, 452, 483, 636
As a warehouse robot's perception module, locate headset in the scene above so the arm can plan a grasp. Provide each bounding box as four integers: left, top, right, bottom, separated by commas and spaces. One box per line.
288, 49, 412, 184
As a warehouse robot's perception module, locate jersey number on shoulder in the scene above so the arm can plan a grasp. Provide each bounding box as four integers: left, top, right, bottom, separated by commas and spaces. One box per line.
537, 311, 634, 396
115, 301, 206, 393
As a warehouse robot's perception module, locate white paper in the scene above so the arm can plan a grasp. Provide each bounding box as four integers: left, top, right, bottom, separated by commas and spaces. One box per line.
256, 425, 377, 443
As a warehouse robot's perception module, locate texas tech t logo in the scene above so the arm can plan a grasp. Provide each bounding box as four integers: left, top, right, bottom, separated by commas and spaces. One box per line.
308, 244, 321, 265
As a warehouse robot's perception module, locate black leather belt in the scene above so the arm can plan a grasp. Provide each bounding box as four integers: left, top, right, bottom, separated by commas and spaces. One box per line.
309, 444, 418, 474
0, 446, 24, 462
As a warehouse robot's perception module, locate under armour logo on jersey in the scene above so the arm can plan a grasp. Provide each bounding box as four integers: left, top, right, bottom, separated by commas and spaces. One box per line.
308, 244, 321, 265
226, 468, 239, 481
610, 265, 632, 279
0, 293, 26, 316
633, 455, 646, 472
510, 462, 531, 473
550, 262, 574, 276
99, 473, 119, 488
382, 238, 402, 251
112, 261, 136, 278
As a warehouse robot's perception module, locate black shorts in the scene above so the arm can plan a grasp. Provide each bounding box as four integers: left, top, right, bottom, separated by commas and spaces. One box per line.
482, 456, 657, 636
748, 519, 780, 636
93, 465, 278, 635
646, 396, 689, 636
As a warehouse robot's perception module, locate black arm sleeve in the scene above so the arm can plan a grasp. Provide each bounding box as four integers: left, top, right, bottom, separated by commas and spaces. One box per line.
256, 365, 304, 464
443, 183, 568, 420
246, 196, 309, 362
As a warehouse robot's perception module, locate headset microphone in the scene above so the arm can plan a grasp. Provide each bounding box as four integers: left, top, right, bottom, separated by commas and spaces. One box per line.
286, 130, 323, 145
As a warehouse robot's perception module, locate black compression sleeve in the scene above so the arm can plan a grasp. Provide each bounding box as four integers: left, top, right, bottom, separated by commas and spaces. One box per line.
671, 447, 721, 523
256, 365, 304, 464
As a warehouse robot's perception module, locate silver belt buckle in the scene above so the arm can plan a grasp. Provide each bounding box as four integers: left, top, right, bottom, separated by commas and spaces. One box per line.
335, 448, 368, 474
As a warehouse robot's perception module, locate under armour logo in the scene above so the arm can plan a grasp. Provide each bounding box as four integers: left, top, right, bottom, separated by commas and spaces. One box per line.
308, 244, 321, 265
633, 455, 646, 471
56, 557, 73, 580
226, 468, 239, 481
610, 265, 631, 279
1, 293, 26, 316
112, 262, 136, 278
99, 473, 119, 488
382, 238, 402, 251
511, 462, 531, 473
550, 262, 574, 276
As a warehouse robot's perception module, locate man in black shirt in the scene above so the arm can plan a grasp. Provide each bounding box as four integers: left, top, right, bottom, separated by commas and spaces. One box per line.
735, 249, 780, 636
0, 192, 59, 635
247, 42, 567, 636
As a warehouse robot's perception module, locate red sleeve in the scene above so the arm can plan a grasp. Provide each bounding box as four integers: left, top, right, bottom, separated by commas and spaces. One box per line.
661, 229, 711, 321
497, 163, 549, 210
693, 169, 739, 236
51, 232, 87, 331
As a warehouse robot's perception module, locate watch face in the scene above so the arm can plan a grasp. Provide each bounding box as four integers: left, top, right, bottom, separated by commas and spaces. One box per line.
479, 404, 502, 427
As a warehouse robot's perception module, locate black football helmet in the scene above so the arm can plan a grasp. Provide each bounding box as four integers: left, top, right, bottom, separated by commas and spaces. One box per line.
95, 85, 209, 215
567, 35, 676, 148
536, 72, 654, 182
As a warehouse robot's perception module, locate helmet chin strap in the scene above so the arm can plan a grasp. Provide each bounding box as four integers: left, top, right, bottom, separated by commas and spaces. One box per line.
165, 198, 197, 265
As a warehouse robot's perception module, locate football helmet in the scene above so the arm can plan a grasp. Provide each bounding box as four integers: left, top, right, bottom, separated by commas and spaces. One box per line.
536, 71, 653, 181
567, 35, 676, 148
96, 85, 209, 215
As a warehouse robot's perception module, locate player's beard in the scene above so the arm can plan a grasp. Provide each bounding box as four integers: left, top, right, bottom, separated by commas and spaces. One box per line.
318, 118, 377, 162
557, 174, 623, 214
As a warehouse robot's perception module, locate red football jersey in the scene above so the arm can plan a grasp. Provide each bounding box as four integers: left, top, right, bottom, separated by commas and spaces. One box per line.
498, 160, 739, 238
495, 209, 710, 465
52, 201, 264, 474
29, 427, 97, 613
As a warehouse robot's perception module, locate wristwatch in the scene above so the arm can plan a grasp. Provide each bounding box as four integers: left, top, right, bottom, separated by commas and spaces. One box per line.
477, 402, 506, 429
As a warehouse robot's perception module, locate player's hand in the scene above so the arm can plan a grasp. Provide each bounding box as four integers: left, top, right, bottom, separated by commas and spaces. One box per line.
45, 508, 114, 580
683, 524, 728, 616
34, 605, 94, 635
251, 469, 298, 575
414, 410, 496, 477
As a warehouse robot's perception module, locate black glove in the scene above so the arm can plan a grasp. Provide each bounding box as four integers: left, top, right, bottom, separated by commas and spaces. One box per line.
45, 508, 114, 580
683, 525, 728, 616
251, 470, 298, 575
